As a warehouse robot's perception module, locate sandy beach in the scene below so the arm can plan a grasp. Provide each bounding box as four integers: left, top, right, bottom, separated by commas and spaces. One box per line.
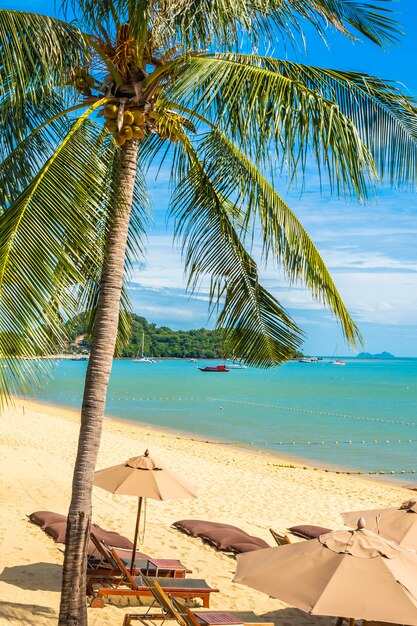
0, 398, 408, 626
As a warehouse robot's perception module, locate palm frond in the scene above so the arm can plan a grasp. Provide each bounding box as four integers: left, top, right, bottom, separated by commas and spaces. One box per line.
170, 54, 377, 198
0, 97, 96, 208
306, 0, 399, 46
0, 105, 111, 397
169, 132, 303, 367
210, 53, 417, 186
65, 0, 400, 53
0, 9, 88, 107
153, 0, 400, 51
199, 129, 362, 345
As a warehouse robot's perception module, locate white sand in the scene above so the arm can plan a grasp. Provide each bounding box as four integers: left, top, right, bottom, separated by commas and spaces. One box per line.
0, 398, 408, 626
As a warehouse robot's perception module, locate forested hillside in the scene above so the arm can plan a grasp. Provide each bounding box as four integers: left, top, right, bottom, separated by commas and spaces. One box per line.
65, 313, 223, 358
65, 313, 304, 359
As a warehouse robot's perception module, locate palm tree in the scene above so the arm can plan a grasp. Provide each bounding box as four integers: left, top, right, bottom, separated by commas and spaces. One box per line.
0, 1, 416, 624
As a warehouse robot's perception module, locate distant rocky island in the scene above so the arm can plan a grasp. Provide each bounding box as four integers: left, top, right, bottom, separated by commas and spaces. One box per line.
356, 351, 395, 359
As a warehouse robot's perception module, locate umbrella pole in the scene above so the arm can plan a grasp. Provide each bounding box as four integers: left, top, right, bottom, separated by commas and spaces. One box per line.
131, 496, 143, 574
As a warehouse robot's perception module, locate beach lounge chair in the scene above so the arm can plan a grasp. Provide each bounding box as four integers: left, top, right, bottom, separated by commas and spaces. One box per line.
269, 529, 291, 546
122, 577, 273, 626
89, 547, 218, 608
87, 533, 190, 579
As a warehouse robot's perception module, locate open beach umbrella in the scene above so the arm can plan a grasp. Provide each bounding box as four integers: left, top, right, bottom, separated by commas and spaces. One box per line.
233, 520, 417, 625
94, 449, 197, 571
342, 499, 417, 549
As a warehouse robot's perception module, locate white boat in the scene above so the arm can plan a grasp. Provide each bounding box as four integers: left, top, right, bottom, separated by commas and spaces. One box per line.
299, 357, 318, 364
228, 361, 247, 369
133, 331, 155, 363
330, 345, 346, 366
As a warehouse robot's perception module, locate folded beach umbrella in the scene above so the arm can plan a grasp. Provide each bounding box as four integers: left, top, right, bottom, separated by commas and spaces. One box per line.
342, 499, 417, 549
234, 520, 417, 625
94, 449, 197, 571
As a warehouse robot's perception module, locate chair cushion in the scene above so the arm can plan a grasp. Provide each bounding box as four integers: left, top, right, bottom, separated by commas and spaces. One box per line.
229, 542, 267, 553
44, 521, 67, 542
173, 520, 240, 538
88, 527, 134, 558
287, 524, 333, 540
30, 510, 133, 556
173, 520, 270, 553
29, 511, 67, 528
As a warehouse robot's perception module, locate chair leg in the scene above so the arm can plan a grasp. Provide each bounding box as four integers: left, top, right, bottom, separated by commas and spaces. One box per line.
90, 596, 105, 608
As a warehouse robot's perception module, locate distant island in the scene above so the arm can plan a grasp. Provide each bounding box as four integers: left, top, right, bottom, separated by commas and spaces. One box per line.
356, 351, 395, 359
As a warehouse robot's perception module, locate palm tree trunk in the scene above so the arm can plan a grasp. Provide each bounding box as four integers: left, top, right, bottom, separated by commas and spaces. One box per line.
58, 138, 139, 626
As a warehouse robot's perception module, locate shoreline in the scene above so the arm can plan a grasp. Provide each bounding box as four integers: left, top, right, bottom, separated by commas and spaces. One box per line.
0, 396, 409, 626
16, 396, 408, 488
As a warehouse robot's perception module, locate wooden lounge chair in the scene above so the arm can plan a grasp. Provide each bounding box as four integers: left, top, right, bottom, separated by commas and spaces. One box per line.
87, 533, 190, 580
122, 577, 273, 626
268, 529, 291, 546
89, 548, 218, 608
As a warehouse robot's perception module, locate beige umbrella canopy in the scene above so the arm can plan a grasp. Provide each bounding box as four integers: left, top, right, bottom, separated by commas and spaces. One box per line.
94, 450, 197, 571
234, 522, 417, 625
342, 499, 417, 549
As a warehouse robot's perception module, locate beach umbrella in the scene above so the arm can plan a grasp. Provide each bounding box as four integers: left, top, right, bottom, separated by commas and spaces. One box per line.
94, 449, 197, 571
342, 499, 417, 549
233, 520, 417, 625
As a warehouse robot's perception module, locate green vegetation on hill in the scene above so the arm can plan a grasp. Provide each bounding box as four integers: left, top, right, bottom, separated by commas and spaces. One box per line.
65, 313, 223, 358
65, 313, 304, 360
123, 315, 224, 358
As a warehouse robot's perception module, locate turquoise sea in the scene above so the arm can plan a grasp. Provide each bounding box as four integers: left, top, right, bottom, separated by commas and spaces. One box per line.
30, 358, 417, 481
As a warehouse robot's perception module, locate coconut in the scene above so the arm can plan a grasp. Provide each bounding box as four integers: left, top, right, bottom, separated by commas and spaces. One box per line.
104, 120, 118, 133
75, 77, 86, 88
86, 75, 95, 87
114, 133, 126, 146
104, 104, 119, 120
132, 126, 145, 140
119, 125, 133, 140
132, 110, 145, 125
123, 111, 135, 126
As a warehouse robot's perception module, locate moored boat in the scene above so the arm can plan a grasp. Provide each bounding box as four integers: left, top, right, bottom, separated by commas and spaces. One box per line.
133, 331, 156, 363
198, 364, 230, 372
228, 361, 247, 369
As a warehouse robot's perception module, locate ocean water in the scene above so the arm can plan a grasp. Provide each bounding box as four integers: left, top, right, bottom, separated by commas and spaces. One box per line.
29, 358, 417, 481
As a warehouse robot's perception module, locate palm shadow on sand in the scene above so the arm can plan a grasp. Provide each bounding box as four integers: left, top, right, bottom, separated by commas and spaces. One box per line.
0, 600, 55, 625
0, 562, 62, 591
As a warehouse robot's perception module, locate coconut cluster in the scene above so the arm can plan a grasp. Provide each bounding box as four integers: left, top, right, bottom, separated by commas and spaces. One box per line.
104, 104, 146, 146
72, 68, 95, 95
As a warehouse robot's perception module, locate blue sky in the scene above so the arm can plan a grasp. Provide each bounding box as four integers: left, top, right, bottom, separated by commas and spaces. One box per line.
4, 0, 417, 356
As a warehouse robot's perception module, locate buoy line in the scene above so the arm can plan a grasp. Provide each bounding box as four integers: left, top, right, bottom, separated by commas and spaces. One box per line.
249, 439, 417, 446
135, 395, 416, 427
268, 464, 417, 476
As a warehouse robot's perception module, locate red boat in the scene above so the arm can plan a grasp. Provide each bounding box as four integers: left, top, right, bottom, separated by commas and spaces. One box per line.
198, 364, 230, 372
